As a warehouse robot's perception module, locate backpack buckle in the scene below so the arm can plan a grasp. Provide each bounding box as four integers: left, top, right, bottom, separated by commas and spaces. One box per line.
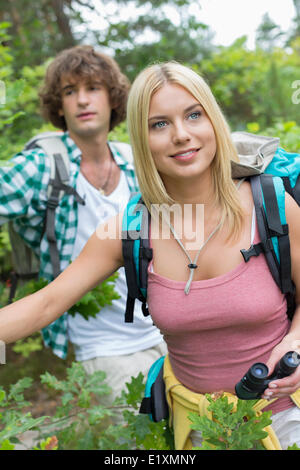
241, 243, 263, 262
241, 239, 274, 262
47, 196, 59, 210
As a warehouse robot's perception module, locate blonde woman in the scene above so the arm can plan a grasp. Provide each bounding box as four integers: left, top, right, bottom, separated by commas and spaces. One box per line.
1, 62, 300, 449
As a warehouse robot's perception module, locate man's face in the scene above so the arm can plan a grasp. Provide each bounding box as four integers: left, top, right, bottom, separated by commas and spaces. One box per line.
59, 75, 112, 139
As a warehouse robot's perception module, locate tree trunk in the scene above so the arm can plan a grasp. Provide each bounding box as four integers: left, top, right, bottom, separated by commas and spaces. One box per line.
50, 0, 76, 47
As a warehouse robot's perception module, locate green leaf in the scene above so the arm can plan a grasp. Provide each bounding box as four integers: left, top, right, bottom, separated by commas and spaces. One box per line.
8, 377, 33, 403
287, 443, 300, 450
122, 372, 145, 409
0, 438, 15, 450
189, 394, 272, 450
40, 371, 65, 391
61, 392, 74, 406
87, 405, 112, 425
0, 389, 6, 404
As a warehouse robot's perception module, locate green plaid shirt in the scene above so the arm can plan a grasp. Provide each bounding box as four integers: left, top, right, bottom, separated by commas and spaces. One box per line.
0, 133, 138, 358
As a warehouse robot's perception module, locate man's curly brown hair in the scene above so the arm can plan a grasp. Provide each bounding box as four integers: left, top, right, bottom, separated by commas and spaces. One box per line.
39, 45, 130, 131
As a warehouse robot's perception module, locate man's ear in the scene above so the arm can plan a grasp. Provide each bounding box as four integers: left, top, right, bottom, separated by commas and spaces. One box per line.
58, 109, 64, 117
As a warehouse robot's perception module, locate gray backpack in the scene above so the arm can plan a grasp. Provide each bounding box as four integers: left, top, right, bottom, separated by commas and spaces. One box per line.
8, 132, 133, 301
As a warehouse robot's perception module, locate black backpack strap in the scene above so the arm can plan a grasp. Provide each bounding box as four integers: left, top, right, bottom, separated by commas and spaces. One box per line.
8, 272, 39, 304
138, 206, 153, 316
248, 175, 295, 320
122, 234, 143, 322
244, 175, 281, 288
45, 153, 85, 279
282, 174, 300, 206
139, 396, 152, 415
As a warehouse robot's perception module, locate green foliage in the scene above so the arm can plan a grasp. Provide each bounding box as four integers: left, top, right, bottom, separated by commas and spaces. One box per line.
0, 23, 48, 161
1, 364, 300, 451
0, 226, 11, 280
189, 394, 272, 450
0, 284, 8, 309
0, 362, 173, 450
98, 373, 173, 450
287, 443, 300, 450
33, 436, 58, 450
109, 121, 130, 144
12, 334, 43, 359
199, 38, 300, 129
0, 377, 48, 449
66, 273, 121, 321
247, 121, 300, 152
0, 1, 77, 70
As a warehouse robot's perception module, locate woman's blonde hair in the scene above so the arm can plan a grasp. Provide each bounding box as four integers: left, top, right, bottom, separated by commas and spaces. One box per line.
127, 61, 244, 238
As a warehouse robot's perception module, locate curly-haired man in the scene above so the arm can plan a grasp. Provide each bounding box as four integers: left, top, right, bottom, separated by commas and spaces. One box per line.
0, 46, 166, 419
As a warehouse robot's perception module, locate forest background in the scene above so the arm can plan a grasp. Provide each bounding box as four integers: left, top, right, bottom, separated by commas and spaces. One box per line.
0, 0, 300, 451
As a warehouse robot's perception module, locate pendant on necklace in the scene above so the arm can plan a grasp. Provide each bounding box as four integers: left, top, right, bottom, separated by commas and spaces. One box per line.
99, 187, 105, 195
188, 263, 198, 269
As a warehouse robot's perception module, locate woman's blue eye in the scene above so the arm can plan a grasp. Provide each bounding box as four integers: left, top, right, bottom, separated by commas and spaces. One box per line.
152, 121, 167, 129
189, 111, 201, 120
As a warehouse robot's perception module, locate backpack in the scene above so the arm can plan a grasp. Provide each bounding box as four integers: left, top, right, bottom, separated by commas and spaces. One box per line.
139, 355, 169, 422
8, 132, 133, 302
122, 132, 300, 324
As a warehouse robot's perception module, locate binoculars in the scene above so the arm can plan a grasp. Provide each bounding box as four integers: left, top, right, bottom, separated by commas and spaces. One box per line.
235, 351, 300, 400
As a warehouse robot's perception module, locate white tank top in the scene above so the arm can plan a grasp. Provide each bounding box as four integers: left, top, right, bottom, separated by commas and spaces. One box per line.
67, 170, 163, 360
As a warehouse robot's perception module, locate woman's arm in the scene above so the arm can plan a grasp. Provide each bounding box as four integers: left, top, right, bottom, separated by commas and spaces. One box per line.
263, 193, 300, 399
0, 214, 124, 344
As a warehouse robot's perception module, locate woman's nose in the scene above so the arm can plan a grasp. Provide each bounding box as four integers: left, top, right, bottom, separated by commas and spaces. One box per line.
172, 122, 191, 144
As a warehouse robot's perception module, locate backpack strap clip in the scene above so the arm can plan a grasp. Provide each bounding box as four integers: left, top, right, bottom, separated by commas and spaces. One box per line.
241, 239, 273, 263
240, 243, 263, 262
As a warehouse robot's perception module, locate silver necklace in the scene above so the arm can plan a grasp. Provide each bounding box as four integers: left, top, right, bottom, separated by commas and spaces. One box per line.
99, 155, 113, 195
163, 178, 245, 294
166, 216, 222, 295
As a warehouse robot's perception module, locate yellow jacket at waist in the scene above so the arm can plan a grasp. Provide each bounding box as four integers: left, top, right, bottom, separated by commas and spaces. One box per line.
163, 355, 300, 450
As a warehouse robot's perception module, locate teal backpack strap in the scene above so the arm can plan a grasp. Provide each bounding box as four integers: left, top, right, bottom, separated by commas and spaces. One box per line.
242, 174, 295, 320
139, 356, 169, 422
122, 193, 152, 322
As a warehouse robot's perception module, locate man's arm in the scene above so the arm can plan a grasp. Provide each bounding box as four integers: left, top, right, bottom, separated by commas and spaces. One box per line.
0, 149, 47, 225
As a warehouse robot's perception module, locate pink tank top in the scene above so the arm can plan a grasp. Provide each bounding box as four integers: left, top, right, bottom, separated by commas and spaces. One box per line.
147, 211, 293, 414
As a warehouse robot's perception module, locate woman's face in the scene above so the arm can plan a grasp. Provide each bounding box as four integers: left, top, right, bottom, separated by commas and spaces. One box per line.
148, 83, 217, 184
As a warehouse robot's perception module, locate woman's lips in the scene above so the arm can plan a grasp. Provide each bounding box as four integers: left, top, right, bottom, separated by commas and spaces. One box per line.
171, 148, 200, 161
